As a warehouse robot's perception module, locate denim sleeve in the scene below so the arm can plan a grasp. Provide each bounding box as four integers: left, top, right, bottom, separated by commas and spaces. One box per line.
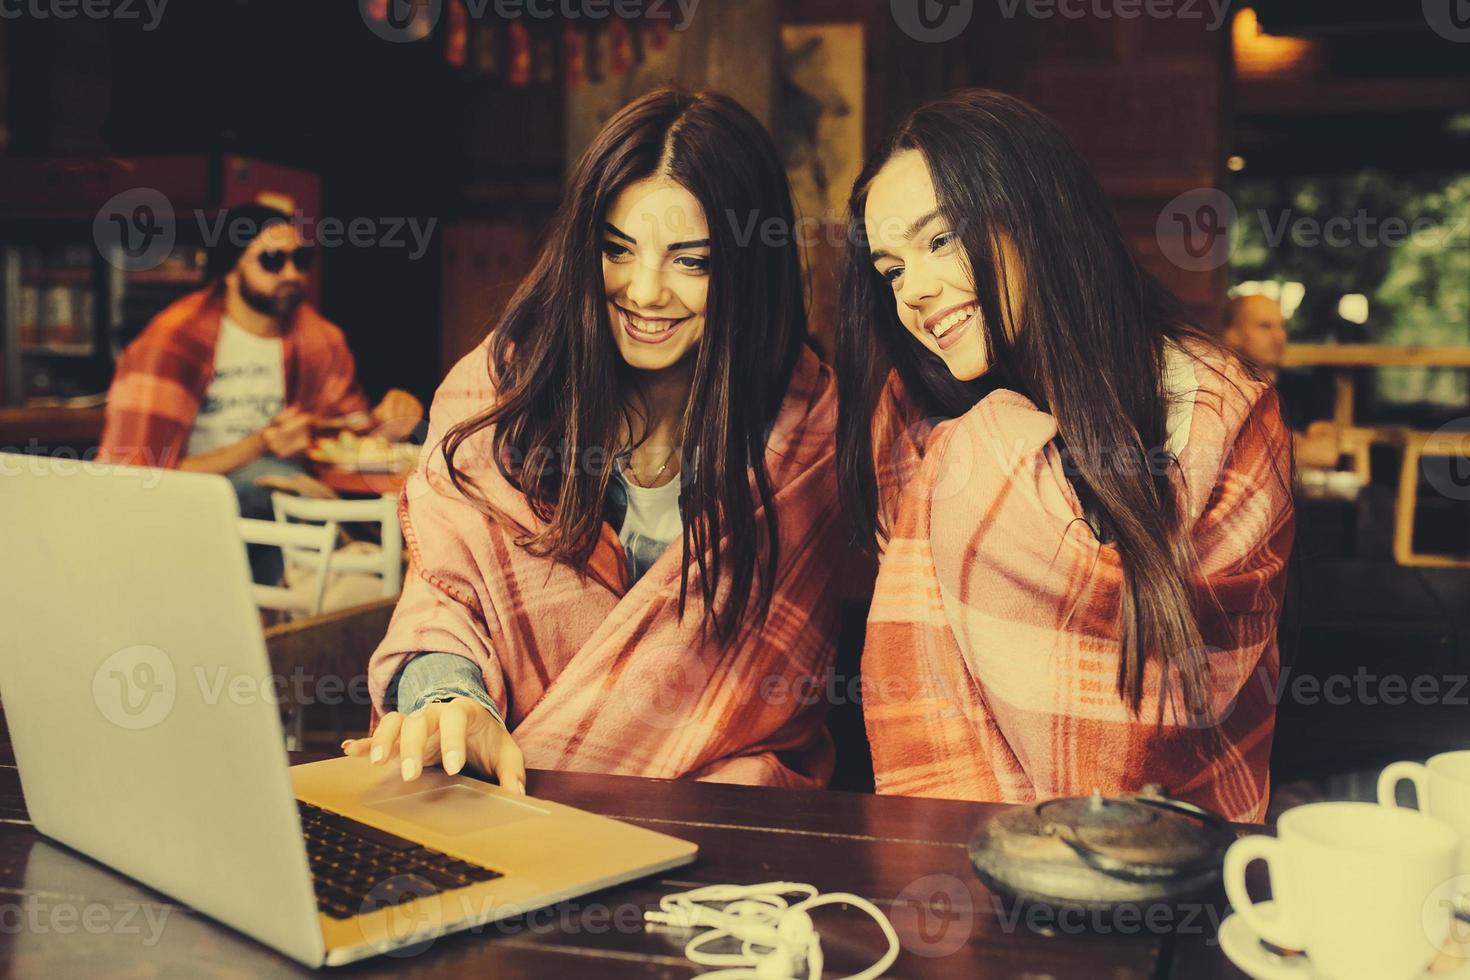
388, 652, 506, 728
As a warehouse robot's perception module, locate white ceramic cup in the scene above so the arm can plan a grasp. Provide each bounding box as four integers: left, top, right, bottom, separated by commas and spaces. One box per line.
1379, 751, 1470, 875
1223, 801, 1460, 980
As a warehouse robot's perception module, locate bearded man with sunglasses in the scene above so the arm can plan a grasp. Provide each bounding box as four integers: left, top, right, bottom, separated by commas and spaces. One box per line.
99, 203, 423, 579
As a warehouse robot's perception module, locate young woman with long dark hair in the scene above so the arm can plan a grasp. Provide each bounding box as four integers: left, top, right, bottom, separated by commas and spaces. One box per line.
837, 89, 1293, 821
346, 88, 844, 792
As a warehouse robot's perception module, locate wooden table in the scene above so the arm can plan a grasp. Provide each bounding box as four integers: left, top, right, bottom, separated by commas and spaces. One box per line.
1282, 344, 1470, 428
0, 735, 1251, 978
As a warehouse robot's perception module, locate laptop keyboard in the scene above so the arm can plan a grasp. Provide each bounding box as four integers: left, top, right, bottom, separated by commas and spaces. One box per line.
297, 800, 502, 920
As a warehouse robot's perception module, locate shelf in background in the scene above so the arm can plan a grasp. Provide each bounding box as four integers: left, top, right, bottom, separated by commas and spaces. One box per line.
19, 344, 95, 357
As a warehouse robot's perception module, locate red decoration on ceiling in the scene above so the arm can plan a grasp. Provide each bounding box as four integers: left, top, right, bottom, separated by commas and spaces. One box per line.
445, 0, 468, 68
564, 21, 586, 88
609, 19, 630, 76
509, 20, 532, 86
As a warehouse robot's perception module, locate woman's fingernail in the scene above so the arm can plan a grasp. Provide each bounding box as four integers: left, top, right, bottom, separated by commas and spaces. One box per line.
370, 745, 385, 764
444, 750, 463, 774
401, 757, 418, 781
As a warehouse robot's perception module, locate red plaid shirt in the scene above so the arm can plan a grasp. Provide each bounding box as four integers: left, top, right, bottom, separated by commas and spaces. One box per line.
98, 287, 369, 468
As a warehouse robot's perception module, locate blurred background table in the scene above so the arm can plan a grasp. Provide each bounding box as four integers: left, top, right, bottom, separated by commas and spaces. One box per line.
308, 464, 408, 498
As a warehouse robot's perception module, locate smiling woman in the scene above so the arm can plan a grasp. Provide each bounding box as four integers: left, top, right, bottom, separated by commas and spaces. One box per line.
837, 89, 1296, 822
349, 87, 846, 795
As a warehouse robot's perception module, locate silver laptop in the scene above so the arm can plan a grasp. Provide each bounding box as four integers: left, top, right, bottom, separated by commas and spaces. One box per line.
0, 452, 697, 966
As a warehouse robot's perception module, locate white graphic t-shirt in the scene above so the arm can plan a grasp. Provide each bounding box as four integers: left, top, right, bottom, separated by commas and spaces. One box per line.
185, 316, 285, 457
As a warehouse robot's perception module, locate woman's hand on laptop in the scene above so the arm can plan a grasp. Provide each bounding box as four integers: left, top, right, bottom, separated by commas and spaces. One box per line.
342, 700, 526, 795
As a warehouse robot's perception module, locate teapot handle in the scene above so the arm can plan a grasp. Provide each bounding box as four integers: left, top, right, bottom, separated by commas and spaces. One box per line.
1130, 793, 1230, 831
1049, 793, 1233, 883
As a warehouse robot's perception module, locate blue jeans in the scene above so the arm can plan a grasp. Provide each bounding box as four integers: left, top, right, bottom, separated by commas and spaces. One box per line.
229, 455, 310, 585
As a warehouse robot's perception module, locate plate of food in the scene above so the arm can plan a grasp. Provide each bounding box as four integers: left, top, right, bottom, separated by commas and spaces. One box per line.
307, 431, 420, 473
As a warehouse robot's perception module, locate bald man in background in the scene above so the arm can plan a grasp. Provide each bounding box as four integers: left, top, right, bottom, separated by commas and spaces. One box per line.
1222, 293, 1339, 469
1224, 294, 1288, 382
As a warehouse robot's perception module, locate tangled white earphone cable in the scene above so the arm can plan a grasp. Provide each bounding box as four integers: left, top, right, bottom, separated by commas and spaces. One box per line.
644, 881, 900, 980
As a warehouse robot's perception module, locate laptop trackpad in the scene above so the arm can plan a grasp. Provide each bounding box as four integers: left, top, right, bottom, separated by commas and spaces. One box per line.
363, 781, 548, 837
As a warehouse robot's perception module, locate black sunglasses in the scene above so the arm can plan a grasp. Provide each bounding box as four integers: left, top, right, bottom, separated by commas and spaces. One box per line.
256, 247, 316, 274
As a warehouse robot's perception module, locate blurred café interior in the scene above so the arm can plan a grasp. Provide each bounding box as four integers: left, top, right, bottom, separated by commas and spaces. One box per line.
1, 0, 1470, 967
4, 0, 1470, 797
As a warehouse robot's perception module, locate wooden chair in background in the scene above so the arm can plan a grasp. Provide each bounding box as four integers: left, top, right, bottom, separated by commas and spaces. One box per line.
1394, 428, 1470, 570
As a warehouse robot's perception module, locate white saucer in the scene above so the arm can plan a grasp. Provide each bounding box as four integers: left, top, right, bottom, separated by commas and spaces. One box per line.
1218, 901, 1470, 979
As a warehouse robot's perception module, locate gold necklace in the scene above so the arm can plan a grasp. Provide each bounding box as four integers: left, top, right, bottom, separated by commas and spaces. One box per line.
618, 443, 680, 488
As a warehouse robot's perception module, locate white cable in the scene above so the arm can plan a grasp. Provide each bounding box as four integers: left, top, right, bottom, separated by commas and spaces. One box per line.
644, 881, 900, 980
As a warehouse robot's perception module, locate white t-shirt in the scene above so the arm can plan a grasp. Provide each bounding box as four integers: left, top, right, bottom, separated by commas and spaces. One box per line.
614, 468, 683, 583
185, 316, 285, 457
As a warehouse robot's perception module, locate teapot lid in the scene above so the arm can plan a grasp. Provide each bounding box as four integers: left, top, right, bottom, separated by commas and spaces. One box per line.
968, 785, 1236, 907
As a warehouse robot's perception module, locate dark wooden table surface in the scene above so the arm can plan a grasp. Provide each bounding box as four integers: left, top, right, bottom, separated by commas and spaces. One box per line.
0, 731, 1251, 978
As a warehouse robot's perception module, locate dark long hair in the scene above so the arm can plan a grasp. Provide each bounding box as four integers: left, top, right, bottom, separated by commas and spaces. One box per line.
444, 87, 807, 641
838, 88, 1248, 722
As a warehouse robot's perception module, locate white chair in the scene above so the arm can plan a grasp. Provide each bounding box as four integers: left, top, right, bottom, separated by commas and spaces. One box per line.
270, 492, 403, 599
238, 517, 339, 619
238, 515, 339, 753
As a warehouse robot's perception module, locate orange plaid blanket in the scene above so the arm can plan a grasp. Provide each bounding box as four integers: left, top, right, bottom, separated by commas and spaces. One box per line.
864, 344, 1294, 821
367, 342, 845, 788
98, 288, 369, 468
